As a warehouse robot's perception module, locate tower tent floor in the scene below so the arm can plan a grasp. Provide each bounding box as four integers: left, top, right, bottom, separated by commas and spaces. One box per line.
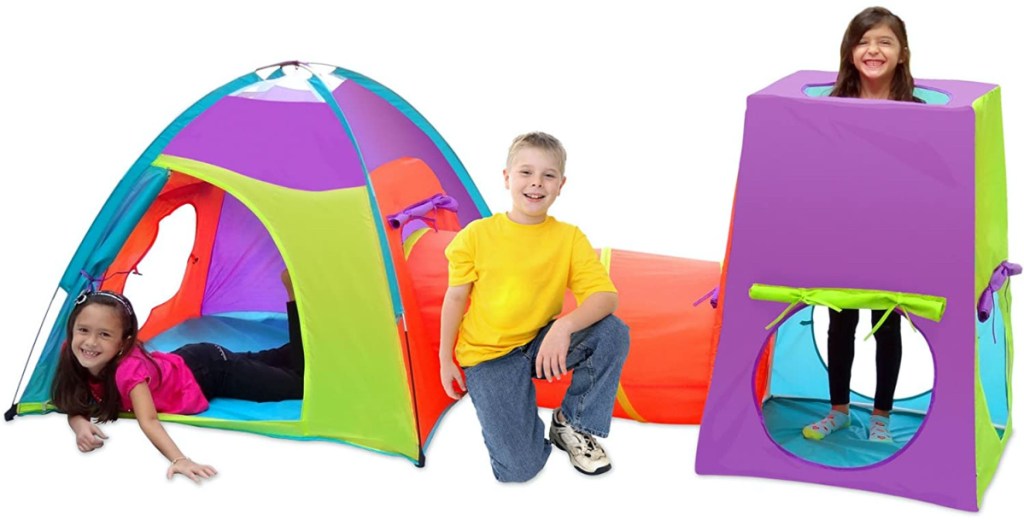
762, 397, 930, 468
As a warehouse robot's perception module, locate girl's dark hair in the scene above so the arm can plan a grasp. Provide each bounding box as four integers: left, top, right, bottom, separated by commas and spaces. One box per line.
831, 6, 915, 101
51, 291, 152, 422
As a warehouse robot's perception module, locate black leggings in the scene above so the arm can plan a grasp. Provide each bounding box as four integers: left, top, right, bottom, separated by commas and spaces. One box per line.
174, 302, 304, 402
827, 308, 902, 412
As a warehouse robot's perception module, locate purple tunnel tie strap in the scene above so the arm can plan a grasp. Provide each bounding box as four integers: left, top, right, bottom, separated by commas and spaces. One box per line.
978, 261, 1022, 323
693, 287, 720, 309
385, 194, 459, 231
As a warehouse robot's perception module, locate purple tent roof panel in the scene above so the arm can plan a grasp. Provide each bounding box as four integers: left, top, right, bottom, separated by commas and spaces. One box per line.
164, 80, 483, 226
165, 96, 365, 191
334, 80, 482, 225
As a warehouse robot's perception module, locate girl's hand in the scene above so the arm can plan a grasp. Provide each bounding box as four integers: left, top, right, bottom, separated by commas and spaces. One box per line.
129, 382, 214, 483
69, 415, 108, 452
167, 457, 218, 483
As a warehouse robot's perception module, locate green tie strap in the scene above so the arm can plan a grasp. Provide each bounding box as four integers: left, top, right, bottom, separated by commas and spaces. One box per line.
749, 284, 947, 340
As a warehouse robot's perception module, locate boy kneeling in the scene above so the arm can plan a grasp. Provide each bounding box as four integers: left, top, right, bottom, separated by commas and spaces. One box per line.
439, 132, 630, 481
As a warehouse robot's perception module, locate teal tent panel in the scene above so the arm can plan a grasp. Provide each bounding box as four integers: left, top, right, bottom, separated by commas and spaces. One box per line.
978, 297, 1009, 427
21, 166, 169, 404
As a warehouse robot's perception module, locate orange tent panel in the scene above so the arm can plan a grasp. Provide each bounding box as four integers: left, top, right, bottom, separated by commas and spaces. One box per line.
101, 172, 225, 340
370, 158, 462, 447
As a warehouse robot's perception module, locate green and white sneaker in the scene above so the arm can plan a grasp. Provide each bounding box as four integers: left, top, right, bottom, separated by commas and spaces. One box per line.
549, 409, 611, 475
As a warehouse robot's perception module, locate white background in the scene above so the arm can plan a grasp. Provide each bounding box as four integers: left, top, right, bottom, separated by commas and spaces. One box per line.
1, 0, 1021, 517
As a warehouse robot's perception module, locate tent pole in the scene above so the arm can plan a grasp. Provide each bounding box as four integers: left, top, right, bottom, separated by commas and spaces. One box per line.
7, 285, 60, 420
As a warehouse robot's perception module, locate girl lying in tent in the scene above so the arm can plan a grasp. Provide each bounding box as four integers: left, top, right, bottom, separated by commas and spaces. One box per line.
51, 270, 304, 482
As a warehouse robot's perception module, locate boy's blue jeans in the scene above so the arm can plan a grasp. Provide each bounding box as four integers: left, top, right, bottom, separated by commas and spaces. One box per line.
463, 315, 630, 482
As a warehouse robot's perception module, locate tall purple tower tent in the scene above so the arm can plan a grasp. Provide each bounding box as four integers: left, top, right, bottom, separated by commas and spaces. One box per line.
696, 71, 1014, 511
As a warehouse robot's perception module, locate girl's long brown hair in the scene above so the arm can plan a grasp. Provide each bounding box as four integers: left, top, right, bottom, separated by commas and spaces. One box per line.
831, 6, 915, 101
51, 292, 148, 422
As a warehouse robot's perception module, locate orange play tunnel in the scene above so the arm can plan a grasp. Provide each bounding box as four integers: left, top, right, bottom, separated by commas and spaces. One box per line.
405, 229, 720, 424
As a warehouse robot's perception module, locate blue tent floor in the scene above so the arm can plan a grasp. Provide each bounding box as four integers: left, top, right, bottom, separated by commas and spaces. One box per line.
147, 314, 301, 422
762, 397, 920, 468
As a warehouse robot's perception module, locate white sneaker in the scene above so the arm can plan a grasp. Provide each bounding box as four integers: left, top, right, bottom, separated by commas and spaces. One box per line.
549, 409, 611, 475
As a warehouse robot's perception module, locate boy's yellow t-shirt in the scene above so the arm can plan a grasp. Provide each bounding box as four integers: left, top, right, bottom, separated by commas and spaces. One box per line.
445, 213, 617, 367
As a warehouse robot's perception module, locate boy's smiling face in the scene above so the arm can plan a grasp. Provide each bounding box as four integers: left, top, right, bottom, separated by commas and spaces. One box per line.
503, 146, 566, 225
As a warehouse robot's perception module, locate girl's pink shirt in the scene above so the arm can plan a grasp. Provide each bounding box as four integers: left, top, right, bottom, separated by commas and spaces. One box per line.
110, 348, 209, 415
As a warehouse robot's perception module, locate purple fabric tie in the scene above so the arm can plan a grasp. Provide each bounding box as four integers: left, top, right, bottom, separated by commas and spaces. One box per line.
693, 286, 720, 309
385, 194, 459, 231
80, 267, 141, 291
978, 261, 1021, 324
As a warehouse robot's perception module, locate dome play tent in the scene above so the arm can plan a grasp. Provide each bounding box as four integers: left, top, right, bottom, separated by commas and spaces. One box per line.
6, 61, 490, 465
695, 71, 1014, 511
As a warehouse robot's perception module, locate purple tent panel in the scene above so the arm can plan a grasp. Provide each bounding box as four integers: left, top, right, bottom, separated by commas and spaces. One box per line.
201, 195, 287, 315
164, 76, 486, 315
333, 80, 481, 226
695, 71, 996, 510
165, 96, 366, 191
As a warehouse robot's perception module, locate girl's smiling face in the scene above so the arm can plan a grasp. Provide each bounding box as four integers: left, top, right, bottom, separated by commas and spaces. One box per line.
852, 23, 904, 88
70, 303, 127, 376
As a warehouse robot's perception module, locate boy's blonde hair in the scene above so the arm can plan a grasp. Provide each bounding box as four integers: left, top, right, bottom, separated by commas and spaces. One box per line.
506, 132, 567, 175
